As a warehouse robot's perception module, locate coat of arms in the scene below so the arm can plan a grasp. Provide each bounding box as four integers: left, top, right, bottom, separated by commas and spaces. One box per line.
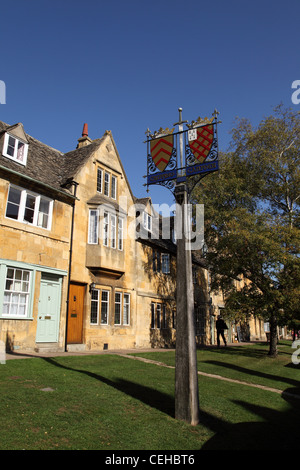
150, 128, 174, 172
188, 123, 214, 163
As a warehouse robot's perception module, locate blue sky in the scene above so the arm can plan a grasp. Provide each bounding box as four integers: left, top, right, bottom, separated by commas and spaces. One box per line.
1, 0, 299, 207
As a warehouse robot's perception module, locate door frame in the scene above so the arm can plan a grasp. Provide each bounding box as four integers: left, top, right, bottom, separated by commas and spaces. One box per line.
36, 276, 62, 343
66, 282, 86, 344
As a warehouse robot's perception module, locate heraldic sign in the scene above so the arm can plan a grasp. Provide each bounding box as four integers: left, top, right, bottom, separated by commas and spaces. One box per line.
145, 109, 220, 192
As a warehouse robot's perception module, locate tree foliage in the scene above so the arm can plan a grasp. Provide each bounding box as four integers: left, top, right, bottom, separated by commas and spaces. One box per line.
191, 105, 300, 356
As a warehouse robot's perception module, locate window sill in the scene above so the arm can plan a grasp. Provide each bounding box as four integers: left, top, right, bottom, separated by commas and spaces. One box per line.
0, 316, 33, 321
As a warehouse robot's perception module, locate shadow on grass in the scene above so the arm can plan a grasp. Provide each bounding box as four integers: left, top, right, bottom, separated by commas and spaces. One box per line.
201, 391, 300, 450
203, 360, 300, 390
199, 342, 293, 359
42, 357, 175, 418
42, 356, 300, 450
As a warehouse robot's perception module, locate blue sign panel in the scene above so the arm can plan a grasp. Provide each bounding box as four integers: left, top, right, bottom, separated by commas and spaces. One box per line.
186, 160, 219, 176
147, 169, 177, 185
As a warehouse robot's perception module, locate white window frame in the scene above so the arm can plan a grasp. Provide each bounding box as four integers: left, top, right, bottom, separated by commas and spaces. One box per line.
88, 209, 99, 244
2, 267, 31, 318
102, 212, 123, 250
2, 133, 28, 166
143, 211, 152, 232
5, 185, 53, 230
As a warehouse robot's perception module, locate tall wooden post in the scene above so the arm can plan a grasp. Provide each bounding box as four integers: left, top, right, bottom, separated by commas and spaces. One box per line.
174, 195, 200, 423
145, 108, 219, 426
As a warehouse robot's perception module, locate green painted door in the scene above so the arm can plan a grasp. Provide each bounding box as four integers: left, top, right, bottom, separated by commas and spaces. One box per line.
36, 279, 62, 343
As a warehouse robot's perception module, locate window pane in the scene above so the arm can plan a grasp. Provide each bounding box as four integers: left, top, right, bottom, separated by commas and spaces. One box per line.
6, 187, 21, 220
162, 254, 170, 274
115, 292, 121, 324
111, 215, 116, 248
103, 212, 109, 246
24, 194, 36, 223
38, 198, 50, 228
97, 168, 102, 193
89, 210, 98, 244
157, 304, 161, 328
6, 202, 19, 219
118, 218, 123, 250
111, 176, 117, 199
17, 142, 25, 162
8, 187, 21, 205
104, 172, 110, 196
151, 303, 155, 328
7, 268, 14, 279
90, 289, 99, 324
101, 290, 109, 324
123, 294, 130, 325
7, 136, 16, 156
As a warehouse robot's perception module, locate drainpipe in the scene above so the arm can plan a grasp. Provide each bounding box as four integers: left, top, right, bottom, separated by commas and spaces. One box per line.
64, 181, 79, 352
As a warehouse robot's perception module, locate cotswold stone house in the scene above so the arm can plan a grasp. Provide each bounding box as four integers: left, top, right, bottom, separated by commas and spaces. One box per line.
0, 121, 268, 354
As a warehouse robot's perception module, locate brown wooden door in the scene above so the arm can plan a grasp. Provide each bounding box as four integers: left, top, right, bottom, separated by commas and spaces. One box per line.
67, 283, 85, 344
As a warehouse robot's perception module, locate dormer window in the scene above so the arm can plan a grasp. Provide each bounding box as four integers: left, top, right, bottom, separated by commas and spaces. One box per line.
3, 133, 28, 166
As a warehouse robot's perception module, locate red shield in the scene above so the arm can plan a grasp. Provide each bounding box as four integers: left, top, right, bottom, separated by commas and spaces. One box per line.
188, 124, 214, 163
150, 134, 174, 172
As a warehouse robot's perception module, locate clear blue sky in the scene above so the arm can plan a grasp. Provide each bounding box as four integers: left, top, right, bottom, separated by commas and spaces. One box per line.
1, 0, 299, 207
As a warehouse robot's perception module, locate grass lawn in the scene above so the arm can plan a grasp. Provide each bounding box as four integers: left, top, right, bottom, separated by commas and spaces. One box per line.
0, 341, 299, 450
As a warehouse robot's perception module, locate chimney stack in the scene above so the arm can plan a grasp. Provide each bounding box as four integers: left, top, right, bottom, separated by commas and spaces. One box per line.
77, 123, 92, 148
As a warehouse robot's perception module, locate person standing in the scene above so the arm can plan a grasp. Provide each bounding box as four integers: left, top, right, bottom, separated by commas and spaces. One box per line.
216, 315, 228, 347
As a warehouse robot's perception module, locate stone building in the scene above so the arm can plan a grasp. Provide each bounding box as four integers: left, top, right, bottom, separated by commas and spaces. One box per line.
0, 121, 75, 352
0, 120, 269, 354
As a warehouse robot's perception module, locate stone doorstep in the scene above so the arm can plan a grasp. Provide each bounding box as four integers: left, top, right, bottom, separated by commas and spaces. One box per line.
34, 343, 65, 354
66, 343, 86, 353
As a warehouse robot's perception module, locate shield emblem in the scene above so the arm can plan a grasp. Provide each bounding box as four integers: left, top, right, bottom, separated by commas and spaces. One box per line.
150, 132, 174, 172
188, 124, 214, 163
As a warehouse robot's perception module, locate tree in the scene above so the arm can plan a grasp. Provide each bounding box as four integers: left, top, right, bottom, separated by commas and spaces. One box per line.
192, 106, 300, 356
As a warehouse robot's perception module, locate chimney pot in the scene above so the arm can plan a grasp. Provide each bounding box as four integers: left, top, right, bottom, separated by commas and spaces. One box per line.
82, 123, 88, 137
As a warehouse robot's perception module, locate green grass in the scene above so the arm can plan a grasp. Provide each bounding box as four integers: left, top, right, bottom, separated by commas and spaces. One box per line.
0, 341, 299, 450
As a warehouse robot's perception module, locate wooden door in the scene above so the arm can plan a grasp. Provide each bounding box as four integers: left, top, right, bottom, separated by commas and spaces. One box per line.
67, 283, 85, 344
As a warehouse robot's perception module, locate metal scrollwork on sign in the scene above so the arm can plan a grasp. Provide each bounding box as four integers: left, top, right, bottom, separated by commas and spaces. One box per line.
144, 109, 220, 195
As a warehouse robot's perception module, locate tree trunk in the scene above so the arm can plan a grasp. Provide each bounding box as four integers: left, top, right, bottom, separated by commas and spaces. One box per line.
268, 312, 278, 357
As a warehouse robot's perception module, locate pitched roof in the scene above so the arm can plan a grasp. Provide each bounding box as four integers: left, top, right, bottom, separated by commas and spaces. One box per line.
0, 121, 105, 196
0, 121, 68, 193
